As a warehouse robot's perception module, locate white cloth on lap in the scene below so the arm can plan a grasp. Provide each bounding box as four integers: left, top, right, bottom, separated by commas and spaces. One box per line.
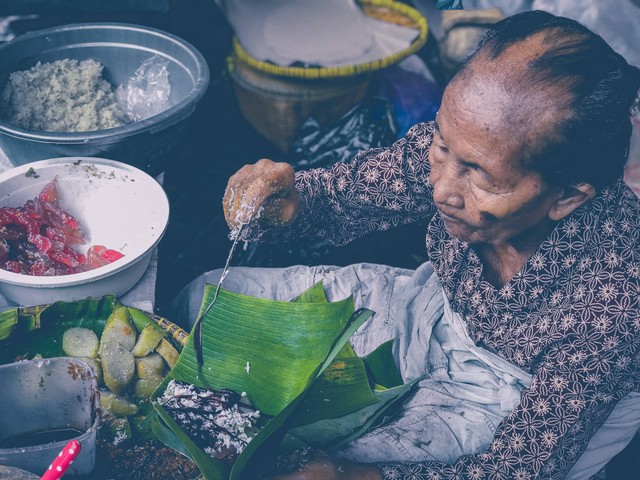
171, 262, 530, 462
170, 262, 640, 474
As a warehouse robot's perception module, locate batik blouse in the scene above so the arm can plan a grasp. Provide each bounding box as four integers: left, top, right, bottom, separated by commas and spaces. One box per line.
251, 122, 640, 479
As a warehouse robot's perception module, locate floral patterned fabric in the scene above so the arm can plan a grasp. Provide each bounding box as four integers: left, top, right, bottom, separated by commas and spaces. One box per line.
251, 122, 640, 479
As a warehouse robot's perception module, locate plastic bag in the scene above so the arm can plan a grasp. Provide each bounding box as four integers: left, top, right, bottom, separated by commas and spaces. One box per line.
374, 55, 442, 137
116, 55, 171, 122
286, 94, 397, 170
234, 95, 397, 268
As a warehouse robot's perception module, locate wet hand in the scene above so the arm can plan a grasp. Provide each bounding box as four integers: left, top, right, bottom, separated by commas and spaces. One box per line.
265, 450, 382, 480
267, 459, 343, 480
223, 159, 299, 230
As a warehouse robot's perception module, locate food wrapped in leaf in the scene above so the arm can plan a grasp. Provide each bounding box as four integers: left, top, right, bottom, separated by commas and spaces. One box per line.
101, 339, 136, 394
0, 296, 193, 477
100, 390, 139, 417
134, 376, 164, 399
101, 306, 137, 352
149, 282, 417, 480
135, 353, 165, 379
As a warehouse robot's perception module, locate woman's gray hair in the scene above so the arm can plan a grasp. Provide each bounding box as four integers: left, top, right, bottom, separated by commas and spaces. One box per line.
455, 10, 640, 190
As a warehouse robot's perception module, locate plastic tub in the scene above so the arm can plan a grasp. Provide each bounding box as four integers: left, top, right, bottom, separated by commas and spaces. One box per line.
227, 0, 427, 153
0, 357, 100, 476
229, 57, 370, 153
0, 23, 210, 176
0, 466, 38, 479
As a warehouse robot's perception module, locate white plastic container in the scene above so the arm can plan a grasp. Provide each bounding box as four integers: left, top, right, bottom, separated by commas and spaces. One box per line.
0, 157, 170, 306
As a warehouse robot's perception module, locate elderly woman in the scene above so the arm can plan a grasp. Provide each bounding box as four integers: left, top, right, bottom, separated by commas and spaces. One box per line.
173, 10, 640, 480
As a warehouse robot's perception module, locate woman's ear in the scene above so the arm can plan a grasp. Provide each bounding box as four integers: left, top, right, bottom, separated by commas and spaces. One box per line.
548, 183, 596, 221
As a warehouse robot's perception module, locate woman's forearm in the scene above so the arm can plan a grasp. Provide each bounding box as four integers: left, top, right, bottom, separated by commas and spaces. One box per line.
247, 122, 436, 246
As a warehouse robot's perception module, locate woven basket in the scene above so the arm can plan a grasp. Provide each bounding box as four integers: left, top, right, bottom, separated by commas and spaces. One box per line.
228, 0, 428, 152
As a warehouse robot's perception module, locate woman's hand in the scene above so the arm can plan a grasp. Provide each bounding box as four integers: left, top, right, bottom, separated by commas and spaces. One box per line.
223, 159, 299, 230
268, 460, 382, 480
266, 450, 382, 480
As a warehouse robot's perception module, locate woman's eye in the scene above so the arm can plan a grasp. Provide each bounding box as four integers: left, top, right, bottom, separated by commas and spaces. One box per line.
462, 161, 478, 171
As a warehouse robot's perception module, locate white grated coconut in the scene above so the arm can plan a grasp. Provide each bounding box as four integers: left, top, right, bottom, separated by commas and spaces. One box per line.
0, 58, 127, 132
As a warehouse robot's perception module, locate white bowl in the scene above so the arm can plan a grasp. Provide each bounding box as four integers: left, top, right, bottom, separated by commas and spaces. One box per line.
0, 157, 169, 305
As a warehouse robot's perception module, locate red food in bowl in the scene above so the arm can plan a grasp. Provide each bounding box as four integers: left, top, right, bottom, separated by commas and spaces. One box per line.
0, 178, 124, 276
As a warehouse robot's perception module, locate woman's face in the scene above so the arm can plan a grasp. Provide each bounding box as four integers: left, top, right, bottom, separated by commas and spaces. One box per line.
428, 77, 564, 246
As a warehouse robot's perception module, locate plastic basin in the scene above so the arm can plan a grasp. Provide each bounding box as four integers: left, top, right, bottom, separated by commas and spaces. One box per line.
0, 23, 209, 176
0, 357, 100, 476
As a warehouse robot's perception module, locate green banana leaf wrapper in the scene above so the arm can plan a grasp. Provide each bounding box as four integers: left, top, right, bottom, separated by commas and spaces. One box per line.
149, 281, 419, 480
0, 296, 182, 364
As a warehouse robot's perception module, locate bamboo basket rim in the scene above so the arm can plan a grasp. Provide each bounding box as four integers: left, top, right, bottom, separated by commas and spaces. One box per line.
231, 0, 429, 80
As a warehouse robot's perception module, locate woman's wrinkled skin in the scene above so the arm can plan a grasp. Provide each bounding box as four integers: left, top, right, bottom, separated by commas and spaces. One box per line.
222, 159, 298, 229
267, 450, 382, 480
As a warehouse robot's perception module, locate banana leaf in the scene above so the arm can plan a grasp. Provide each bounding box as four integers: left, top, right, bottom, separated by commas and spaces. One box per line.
0, 297, 183, 364
287, 339, 405, 429
160, 284, 363, 414
282, 377, 419, 453
150, 282, 371, 478
291, 280, 329, 304
151, 281, 418, 479
364, 340, 404, 389
0, 296, 118, 363
281, 341, 412, 451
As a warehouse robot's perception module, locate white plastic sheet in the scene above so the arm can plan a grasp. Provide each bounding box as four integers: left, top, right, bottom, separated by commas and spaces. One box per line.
215, 0, 420, 67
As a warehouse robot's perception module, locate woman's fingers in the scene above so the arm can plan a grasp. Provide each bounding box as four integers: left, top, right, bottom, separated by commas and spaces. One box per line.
223, 159, 297, 228
235, 175, 275, 223
223, 165, 251, 224
261, 193, 299, 226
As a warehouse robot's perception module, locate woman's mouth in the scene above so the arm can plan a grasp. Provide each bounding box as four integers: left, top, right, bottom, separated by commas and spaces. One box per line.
437, 208, 461, 224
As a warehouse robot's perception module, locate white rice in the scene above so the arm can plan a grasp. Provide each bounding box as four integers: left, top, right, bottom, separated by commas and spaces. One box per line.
0, 58, 127, 132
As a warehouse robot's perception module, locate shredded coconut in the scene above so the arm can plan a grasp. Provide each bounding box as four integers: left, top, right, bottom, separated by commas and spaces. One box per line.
0, 58, 127, 132
159, 380, 262, 463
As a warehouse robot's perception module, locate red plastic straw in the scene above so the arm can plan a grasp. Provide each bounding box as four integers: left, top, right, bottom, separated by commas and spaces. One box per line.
40, 439, 81, 480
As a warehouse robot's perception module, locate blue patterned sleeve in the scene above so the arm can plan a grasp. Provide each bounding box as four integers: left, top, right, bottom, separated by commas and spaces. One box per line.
245, 122, 436, 245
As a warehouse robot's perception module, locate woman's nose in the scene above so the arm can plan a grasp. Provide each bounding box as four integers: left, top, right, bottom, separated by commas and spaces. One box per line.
432, 162, 464, 208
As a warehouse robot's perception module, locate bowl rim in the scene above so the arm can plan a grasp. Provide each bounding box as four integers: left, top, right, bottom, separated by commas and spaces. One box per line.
0, 156, 170, 288
0, 22, 210, 143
